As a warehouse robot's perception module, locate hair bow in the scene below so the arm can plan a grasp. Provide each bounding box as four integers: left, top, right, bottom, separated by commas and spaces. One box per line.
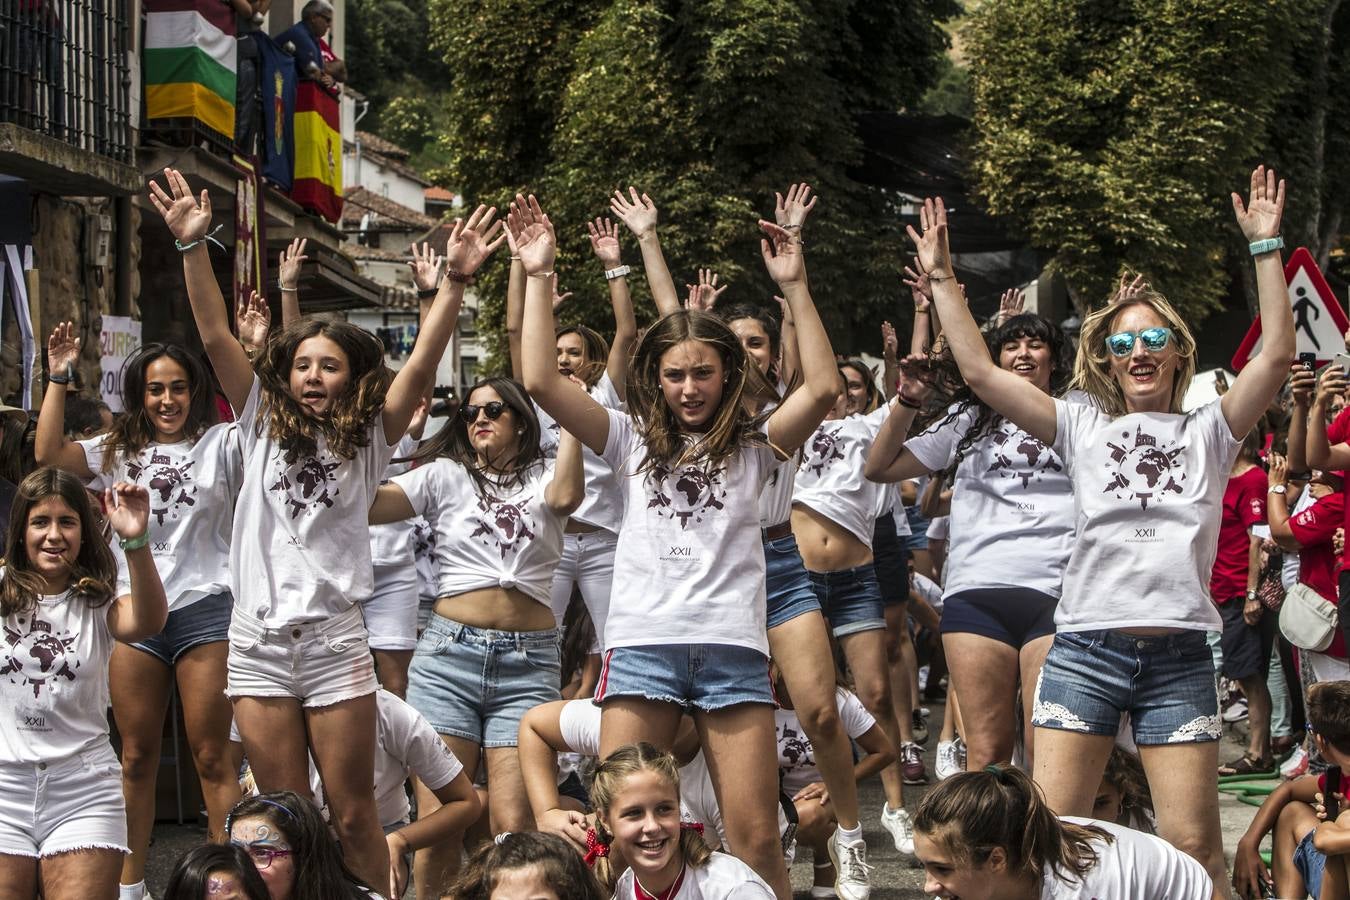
681, 822, 705, 835
583, 827, 610, 866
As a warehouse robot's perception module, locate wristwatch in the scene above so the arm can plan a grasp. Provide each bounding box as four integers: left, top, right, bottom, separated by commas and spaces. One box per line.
1268, 484, 1288, 495
1246, 590, 1259, 601
604, 265, 631, 281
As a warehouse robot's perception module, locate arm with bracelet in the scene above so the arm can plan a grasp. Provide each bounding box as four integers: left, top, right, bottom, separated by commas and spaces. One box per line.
588, 216, 638, 402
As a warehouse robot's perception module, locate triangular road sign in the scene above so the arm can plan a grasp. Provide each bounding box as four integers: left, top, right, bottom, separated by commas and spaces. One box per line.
1232, 247, 1350, 371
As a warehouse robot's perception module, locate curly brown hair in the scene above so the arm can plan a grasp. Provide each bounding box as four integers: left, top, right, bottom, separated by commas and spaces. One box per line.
254, 319, 391, 463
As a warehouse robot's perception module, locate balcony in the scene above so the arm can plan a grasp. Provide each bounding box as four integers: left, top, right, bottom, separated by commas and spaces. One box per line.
0, 0, 141, 195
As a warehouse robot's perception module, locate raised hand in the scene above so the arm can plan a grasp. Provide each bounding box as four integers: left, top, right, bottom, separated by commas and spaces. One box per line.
1113, 272, 1149, 304
996, 289, 1025, 326
609, 187, 659, 238
104, 483, 150, 540
443, 204, 506, 276
277, 238, 308, 290
551, 274, 573, 313
881, 321, 899, 363
902, 259, 933, 313
759, 220, 805, 287
587, 217, 623, 267
684, 268, 728, 311
235, 290, 271, 351
407, 241, 443, 292
46, 321, 80, 376
895, 353, 938, 405
506, 194, 557, 277
905, 197, 954, 278
1289, 362, 1316, 406
771, 295, 793, 324
1267, 452, 1288, 490
1232, 165, 1286, 243
774, 183, 818, 230
1316, 364, 1348, 404
147, 168, 212, 244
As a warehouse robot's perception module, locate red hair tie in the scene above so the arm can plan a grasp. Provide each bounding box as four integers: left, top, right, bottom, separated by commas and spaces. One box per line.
583, 827, 610, 866
681, 822, 705, 835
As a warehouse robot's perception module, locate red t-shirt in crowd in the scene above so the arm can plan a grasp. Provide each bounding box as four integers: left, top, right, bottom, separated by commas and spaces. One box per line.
1288, 490, 1347, 658
1327, 407, 1350, 568
1210, 465, 1268, 603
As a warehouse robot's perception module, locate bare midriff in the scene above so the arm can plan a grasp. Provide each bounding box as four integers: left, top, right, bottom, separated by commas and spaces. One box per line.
791, 504, 873, 573
433, 587, 555, 632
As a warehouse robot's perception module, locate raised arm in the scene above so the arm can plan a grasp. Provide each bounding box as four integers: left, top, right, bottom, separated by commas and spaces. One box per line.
903, 259, 939, 356
1222, 166, 1296, 438
516, 195, 612, 455
881, 321, 899, 401
1285, 363, 1315, 473
369, 482, 416, 525
760, 219, 839, 453
34, 322, 96, 476
907, 198, 1056, 444
149, 168, 254, 411
236, 290, 272, 358
587, 217, 637, 398
994, 288, 1025, 328
105, 483, 169, 643
383, 206, 504, 441
277, 237, 308, 327
865, 355, 939, 483
1308, 366, 1350, 470
504, 216, 528, 382
610, 187, 680, 317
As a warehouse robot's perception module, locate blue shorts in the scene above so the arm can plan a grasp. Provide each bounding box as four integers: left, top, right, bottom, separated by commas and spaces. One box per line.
808, 565, 885, 638
1295, 827, 1326, 898
406, 615, 561, 748
131, 591, 232, 665
940, 588, 1057, 648
764, 533, 822, 630
1031, 629, 1220, 745
871, 516, 910, 606
903, 505, 930, 551
595, 643, 774, 712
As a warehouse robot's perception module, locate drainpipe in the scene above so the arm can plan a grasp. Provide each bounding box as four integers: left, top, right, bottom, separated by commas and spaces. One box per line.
353, 96, 371, 186
114, 196, 132, 316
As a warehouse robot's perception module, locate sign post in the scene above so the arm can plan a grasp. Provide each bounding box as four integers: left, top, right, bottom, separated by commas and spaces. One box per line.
1232, 247, 1350, 371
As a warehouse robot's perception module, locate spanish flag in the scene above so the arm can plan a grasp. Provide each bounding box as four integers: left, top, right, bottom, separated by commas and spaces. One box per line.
291, 81, 343, 223
143, 0, 237, 141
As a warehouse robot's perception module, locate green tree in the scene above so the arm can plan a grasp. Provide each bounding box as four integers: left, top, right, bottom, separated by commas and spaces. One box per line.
964, 0, 1306, 320
426, 0, 957, 370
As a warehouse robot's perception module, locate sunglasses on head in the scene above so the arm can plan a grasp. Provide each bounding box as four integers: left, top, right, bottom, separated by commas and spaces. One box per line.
460, 401, 509, 423
1104, 327, 1173, 358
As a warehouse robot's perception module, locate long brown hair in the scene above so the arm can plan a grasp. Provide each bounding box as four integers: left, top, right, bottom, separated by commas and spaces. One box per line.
450, 831, 606, 900
101, 343, 218, 472
589, 742, 712, 892
1072, 284, 1197, 417
914, 764, 1111, 883
411, 376, 544, 499
626, 310, 767, 475
254, 319, 391, 463
0, 467, 114, 615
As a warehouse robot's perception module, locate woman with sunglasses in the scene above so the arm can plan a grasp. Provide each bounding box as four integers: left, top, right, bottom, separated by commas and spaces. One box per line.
905, 166, 1295, 891
34, 327, 242, 900
368, 376, 582, 896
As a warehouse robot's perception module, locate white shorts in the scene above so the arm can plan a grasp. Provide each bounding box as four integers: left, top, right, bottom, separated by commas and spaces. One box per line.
0, 741, 128, 857
226, 603, 378, 708
362, 563, 420, 651
547, 530, 617, 648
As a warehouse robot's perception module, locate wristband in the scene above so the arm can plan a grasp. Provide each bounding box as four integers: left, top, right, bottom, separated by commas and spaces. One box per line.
416, 286, 439, 299
604, 265, 631, 281
444, 269, 474, 285
528, 270, 556, 279
279, 280, 297, 292
47, 367, 72, 385
175, 223, 226, 253
120, 531, 150, 551
1249, 236, 1284, 257
897, 394, 922, 410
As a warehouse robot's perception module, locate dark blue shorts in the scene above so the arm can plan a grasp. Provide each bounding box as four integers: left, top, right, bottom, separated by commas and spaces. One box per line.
764, 532, 823, 630
131, 591, 232, 665
871, 515, 910, 606
940, 587, 1057, 648
808, 565, 885, 638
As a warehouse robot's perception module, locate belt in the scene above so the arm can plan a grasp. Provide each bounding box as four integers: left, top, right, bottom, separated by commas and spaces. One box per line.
762, 522, 793, 542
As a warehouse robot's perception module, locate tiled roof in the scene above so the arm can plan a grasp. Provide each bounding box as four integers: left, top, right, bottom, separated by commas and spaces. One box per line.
340, 186, 438, 231
424, 186, 455, 202
355, 130, 410, 160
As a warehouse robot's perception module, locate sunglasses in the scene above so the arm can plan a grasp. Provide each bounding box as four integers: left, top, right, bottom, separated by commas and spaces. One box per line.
460, 401, 509, 423
1104, 327, 1173, 358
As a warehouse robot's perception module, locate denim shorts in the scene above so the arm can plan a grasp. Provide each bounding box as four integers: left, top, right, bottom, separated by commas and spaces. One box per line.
1295, 827, 1326, 897
903, 504, 930, 551
871, 516, 910, 606
941, 587, 1057, 648
1032, 629, 1220, 744
0, 741, 127, 857
225, 603, 379, 708
764, 533, 822, 630
406, 615, 561, 748
808, 565, 886, 637
131, 591, 232, 665
363, 563, 420, 651
595, 643, 774, 712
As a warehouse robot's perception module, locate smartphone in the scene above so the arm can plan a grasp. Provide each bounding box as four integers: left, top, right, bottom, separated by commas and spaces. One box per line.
1327, 768, 1342, 821
1299, 352, 1317, 370
1335, 353, 1350, 377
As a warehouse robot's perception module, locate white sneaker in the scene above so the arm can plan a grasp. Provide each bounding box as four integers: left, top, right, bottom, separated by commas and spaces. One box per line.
827, 831, 872, 900
880, 802, 915, 857
935, 739, 962, 780
1281, 745, 1309, 780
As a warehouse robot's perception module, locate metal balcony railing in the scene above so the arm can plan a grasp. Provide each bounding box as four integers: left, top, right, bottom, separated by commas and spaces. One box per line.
0, 0, 133, 164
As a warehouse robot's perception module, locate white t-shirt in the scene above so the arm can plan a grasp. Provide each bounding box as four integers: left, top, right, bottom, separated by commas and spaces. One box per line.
889, 483, 913, 537
1041, 817, 1213, 899
912, 571, 943, 614
81, 425, 242, 611
776, 688, 874, 795
0, 590, 113, 763
926, 514, 950, 541
793, 405, 890, 548
613, 853, 776, 900
411, 516, 438, 601
1053, 398, 1240, 632
537, 373, 624, 533
906, 406, 1074, 600
368, 435, 418, 567
601, 409, 777, 655
391, 457, 565, 606
231, 378, 397, 625
758, 457, 798, 529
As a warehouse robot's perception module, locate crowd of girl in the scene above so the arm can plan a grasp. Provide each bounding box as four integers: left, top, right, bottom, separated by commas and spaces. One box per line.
0, 162, 1307, 900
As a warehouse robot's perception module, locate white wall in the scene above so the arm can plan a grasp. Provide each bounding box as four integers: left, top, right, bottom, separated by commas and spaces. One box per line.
343, 146, 426, 212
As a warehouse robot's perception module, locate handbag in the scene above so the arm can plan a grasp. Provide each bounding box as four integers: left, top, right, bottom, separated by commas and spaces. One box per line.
1278, 582, 1339, 652
1258, 562, 1286, 612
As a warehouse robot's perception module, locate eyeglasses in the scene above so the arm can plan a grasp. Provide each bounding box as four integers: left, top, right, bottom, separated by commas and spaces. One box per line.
459, 401, 508, 423
235, 845, 293, 870
1104, 327, 1173, 358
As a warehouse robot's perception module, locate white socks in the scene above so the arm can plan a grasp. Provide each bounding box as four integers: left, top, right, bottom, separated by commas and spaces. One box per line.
836, 823, 863, 843
119, 882, 145, 900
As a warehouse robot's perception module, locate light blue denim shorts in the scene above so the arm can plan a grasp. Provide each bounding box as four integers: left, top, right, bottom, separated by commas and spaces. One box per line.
595, 643, 774, 712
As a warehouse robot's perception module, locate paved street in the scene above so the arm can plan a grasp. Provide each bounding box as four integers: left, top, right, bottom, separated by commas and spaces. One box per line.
141, 697, 1264, 898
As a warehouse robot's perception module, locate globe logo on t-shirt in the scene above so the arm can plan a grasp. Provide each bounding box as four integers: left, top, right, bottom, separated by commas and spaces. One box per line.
987, 424, 1062, 488
0, 615, 80, 700
127, 452, 199, 526
269, 452, 342, 519
646, 463, 726, 529
470, 498, 537, 559
801, 425, 845, 476
1102, 426, 1187, 510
